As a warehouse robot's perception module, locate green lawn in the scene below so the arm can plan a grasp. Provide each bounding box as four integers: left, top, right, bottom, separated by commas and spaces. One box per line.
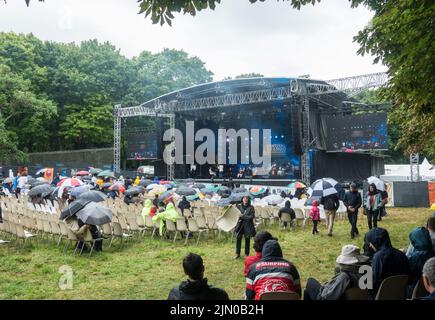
0, 207, 431, 300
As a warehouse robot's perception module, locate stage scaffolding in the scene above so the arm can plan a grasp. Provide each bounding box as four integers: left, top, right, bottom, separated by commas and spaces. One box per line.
114, 72, 389, 183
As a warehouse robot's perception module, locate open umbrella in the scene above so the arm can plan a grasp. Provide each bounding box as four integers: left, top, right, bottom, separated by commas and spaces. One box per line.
287, 181, 306, 189
28, 184, 54, 197
36, 168, 48, 175
57, 178, 84, 188
217, 197, 232, 207
262, 194, 284, 205
233, 187, 247, 193
158, 190, 174, 203
229, 191, 252, 203
69, 185, 93, 198
146, 183, 160, 191
138, 179, 154, 187
76, 171, 90, 176
109, 183, 126, 193
175, 186, 197, 196
60, 198, 91, 220
249, 186, 267, 196
97, 170, 115, 178
367, 176, 385, 191
77, 190, 107, 202
125, 186, 145, 196
217, 186, 231, 196
186, 194, 199, 201
307, 178, 341, 198
90, 168, 102, 175
75, 202, 113, 226
101, 182, 113, 189
200, 187, 215, 195
192, 183, 206, 190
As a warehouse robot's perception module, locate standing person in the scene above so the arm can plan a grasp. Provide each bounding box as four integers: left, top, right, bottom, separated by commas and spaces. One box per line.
321, 193, 340, 237
278, 200, 296, 230
364, 183, 383, 230
12, 172, 20, 196
309, 200, 320, 235
218, 164, 224, 179
234, 196, 256, 259
343, 183, 362, 239
379, 185, 389, 221
17, 172, 28, 195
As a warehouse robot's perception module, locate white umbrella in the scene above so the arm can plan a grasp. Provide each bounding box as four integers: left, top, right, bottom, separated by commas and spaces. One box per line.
367, 176, 385, 191
307, 178, 341, 198
262, 194, 284, 205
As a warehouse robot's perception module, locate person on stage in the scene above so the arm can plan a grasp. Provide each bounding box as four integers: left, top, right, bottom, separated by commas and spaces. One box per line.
234, 196, 256, 259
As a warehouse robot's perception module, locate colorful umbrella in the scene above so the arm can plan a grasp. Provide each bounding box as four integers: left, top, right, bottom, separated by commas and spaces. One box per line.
57, 178, 84, 188
109, 184, 126, 193
97, 170, 115, 178
90, 168, 102, 174
76, 171, 90, 176
287, 181, 306, 189
249, 186, 267, 196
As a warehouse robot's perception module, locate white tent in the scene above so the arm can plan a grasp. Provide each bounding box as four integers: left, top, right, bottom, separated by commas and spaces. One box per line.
383, 158, 435, 181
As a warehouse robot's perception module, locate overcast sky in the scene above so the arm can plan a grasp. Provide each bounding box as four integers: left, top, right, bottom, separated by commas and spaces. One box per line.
0, 0, 386, 81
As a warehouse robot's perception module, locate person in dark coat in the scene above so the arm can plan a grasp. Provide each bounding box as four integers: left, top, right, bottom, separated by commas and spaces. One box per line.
420, 257, 435, 300
234, 196, 256, 259
168, 253, 229, 300
246, 240, 301, 300
152, 194, 159, 207
406, 227, 435, 296
363, 227, 410, 298
280, 190, 287, 198
343, 183, 362, 239
278, 200, 296, 230
178, 196, 191, 215
321, 193, 340, 237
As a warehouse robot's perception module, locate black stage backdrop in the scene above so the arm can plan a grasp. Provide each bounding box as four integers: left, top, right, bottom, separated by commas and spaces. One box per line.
311, 150, 385, 182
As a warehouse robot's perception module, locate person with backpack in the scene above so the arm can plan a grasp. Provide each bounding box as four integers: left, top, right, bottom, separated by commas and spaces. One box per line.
321, 193, 340, 237
304, 245, 369, 300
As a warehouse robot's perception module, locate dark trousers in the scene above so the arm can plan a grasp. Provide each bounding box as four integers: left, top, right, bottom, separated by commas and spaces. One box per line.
367, 209, 378, 230
347, 211, 359, 237
312, 220, 319, 235
304, 278, 322, 301
236, 233, 251, 256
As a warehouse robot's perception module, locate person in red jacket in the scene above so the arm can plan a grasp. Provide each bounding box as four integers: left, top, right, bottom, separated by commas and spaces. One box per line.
246, 239, 301, 300
309, 200, 320, 235
244, 231, 276, 277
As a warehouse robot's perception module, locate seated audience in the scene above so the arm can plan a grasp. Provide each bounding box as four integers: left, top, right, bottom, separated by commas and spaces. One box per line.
420, 257, 435, 300
168, 253, 229, 300
304, 244, 370, 300
406, 227, 435, 296
152, 202, 180, 236
278, 201, 296, 230
244, 231, 276, 277
178, 196, 191, 215
363, 227, 410, 298
406, 217, 435, 255
246, 239, 301, 300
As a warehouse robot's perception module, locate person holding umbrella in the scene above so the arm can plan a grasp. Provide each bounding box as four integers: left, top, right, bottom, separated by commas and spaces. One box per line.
364, 183, 383, 230
234, 196, 256, 259
343, 183, 362, 239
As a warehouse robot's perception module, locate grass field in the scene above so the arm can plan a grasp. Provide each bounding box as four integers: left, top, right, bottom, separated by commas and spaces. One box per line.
0, 207, 431, 300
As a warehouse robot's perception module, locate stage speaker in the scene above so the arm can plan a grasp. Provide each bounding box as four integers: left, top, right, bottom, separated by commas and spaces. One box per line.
291, 105, 303, 155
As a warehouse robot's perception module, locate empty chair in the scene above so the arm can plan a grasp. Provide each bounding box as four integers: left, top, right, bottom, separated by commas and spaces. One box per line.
186, 218, 208, 246
375, 275, 409, 300
174, 218, 188, 243
165, 219, 177, 242
101, 223, 113, 238
15, 223, 36, 247
344, 288, 368, 300
109, 222, 131, 249
260, 291, 300, 300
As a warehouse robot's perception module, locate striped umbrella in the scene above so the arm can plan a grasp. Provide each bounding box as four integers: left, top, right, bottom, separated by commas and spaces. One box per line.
307, 178, 340, 198
57, 178, 84, 188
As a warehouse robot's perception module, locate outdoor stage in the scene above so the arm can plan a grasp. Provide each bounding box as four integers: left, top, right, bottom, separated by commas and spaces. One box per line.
115, 74, 389, 184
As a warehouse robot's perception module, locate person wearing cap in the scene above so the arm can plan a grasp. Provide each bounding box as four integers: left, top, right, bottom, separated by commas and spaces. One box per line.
343, 183, 362, 239
303, 245, 369, 300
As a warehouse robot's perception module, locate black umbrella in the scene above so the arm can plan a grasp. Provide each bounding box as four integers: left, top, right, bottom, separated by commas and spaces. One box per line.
192, 183, 206, 190
60, 198, 91, 220
125, 186, 145, 196
229, 191, 252, 203
138, 179, 153, 187
75, 202, 113, 226
101, 182, 113, 189
77, 191, 107, 202
175, 186, 197, 196
217, 186, 231, 196
27, 184, 53, 197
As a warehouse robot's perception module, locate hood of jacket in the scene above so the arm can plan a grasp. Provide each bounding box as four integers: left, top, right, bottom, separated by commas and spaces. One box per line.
179, 278, 210, 295
409, 227, 433, 252
144, 199, 152, 208
285, 200, 291, 208
364, 227, 392, 252
262, 240, 283, 259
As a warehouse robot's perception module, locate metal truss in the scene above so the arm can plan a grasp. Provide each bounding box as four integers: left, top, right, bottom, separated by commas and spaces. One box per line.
113, 105, 122, 173
300, 95, 311, 185
159, 81, 300, 113
167, 114, 176, 180
410, 153, 420, 182
307, 72, 388, 96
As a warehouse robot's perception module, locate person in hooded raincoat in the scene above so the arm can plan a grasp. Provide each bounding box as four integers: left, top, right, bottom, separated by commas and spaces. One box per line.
133, 176, 141, 186
152, 202, 180, 236
406, 227, 435, 296
141, 199, 153, 224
